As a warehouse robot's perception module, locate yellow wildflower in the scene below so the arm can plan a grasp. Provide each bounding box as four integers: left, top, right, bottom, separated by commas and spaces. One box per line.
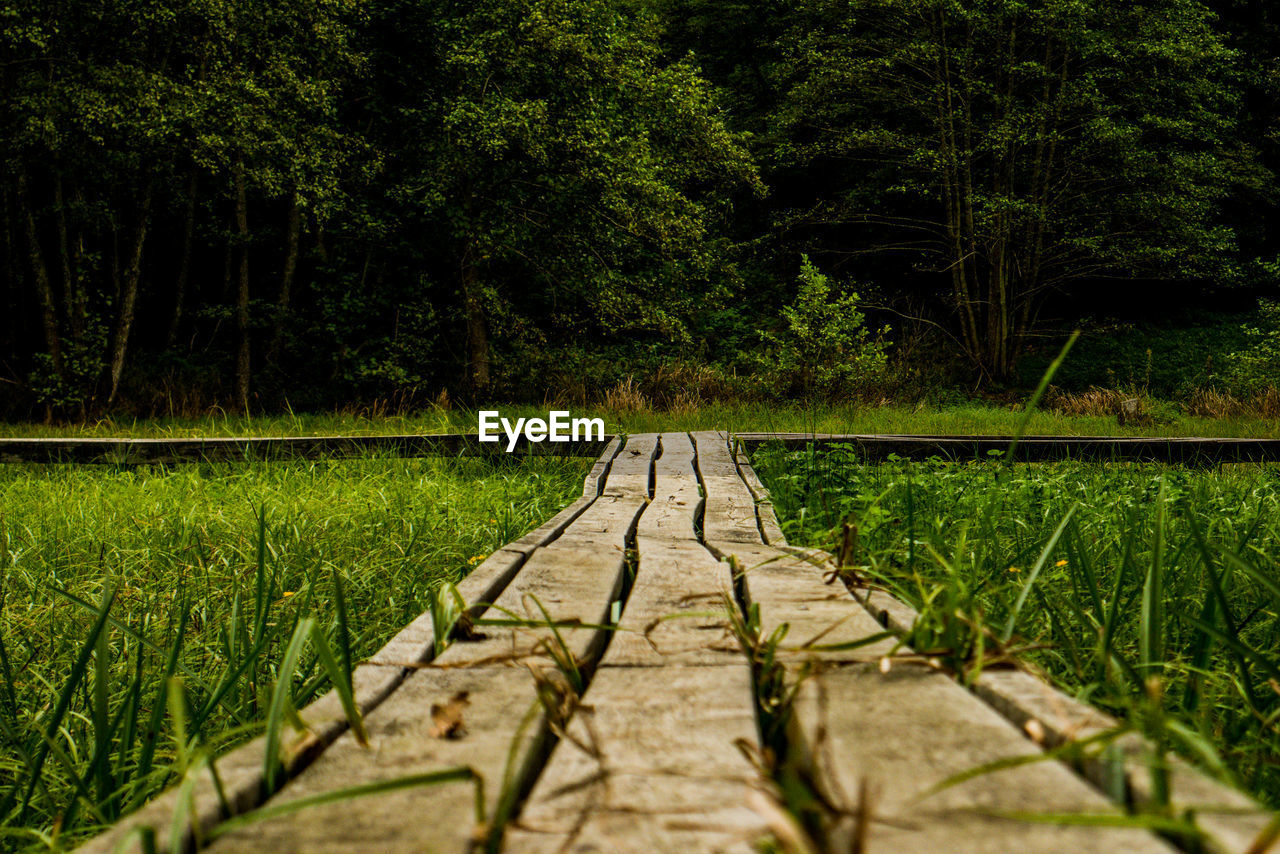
1055, 559, 1068, 567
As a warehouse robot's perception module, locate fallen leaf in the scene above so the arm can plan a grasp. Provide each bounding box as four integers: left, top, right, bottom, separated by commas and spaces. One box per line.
430, 690, 471, 739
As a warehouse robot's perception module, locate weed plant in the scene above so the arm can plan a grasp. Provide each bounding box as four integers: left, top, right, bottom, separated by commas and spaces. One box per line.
753, 444, 1280, 808
6, 402, 1280, 440
0, 455, 585, 849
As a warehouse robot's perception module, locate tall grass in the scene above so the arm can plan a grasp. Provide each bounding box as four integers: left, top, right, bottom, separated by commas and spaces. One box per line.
0, 455, 585, 850
5, 400, 1280, 439
754, 444, 1280, 807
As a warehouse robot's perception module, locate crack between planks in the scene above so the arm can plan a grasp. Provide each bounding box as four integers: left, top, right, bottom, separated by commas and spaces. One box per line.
496, 435, 656, 844
731, 435, 771, 546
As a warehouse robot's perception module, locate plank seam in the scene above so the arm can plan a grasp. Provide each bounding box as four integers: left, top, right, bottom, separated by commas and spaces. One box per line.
501, 436, 659, 840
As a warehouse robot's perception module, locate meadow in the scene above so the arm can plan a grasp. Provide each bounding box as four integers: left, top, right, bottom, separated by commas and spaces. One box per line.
752, 444, 1280, 808
0, 455, 586, 849
4, 401, 1280, 440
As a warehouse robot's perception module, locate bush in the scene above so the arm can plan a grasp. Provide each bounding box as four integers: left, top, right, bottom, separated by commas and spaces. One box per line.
1225, 300, 1280, 397
756, 255, 890, 398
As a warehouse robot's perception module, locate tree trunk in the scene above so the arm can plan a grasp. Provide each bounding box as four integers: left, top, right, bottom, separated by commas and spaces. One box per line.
234, 160, 251, 412
268, 192, 300, 360
2, 186, 16, 365
105, 179, 155, 405
167, 170, 198, 349
15, 171, 63, 379
54, 176, 81, 340
460, 246, 490, 394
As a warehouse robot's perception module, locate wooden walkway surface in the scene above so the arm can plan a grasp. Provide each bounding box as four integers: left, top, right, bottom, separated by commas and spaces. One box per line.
80, 433, 1272, 854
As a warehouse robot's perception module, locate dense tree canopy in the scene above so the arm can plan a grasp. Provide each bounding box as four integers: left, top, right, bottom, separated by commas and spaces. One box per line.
763, 0, 1245, 379
1, 0, 1277, 414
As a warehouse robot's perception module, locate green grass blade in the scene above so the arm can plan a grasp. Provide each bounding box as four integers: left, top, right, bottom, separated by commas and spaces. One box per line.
1007, 330, 1080, 460
1139, 477, 1167, 671
1002, 505, 1078, 644
307, 622, 368, 746
14, 583, 116, 822
264, 617, 314, 792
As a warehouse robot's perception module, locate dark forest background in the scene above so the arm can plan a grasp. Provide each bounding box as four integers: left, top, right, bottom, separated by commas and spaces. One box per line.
4, 0, 1280, 419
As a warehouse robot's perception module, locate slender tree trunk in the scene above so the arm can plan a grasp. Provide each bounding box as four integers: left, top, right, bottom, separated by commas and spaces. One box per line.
315, 226, 329, 264
935, 11, 980, 370
460, 243, 490, 393
53, 175, 80, 340
233, 160, 251, 412
105, 179, 155, 405
268, 192, 300, 360
70, 185, 87, 339
2, 186, 15, 362
15, 171, 63, 379
167, 170, 198, 348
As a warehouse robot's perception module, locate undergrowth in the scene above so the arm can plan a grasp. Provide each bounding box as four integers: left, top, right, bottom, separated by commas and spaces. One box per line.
0, 455, 586, 850
753, 444, 1280, 810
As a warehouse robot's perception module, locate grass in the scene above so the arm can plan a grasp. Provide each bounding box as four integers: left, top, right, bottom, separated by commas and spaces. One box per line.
0, 454, 586, 850
752, 444, 1280, 811
4, 400, 1280, 439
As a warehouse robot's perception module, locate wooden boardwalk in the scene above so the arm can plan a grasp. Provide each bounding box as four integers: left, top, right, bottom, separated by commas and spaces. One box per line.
80, 433, 1272, 854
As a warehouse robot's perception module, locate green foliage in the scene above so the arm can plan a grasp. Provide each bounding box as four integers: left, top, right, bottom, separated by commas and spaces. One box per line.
757, 255, 889, 398
1225, 300, 1280, 395
755, 446, 1280, 807
1, 0, 1280, 409
0, 455, 585, 846
1018, 316, 1254, 398
758, 0, 1245, 379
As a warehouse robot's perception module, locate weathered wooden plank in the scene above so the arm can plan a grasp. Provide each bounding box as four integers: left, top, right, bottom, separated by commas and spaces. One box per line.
693, 432, 764, 545
606, 539, 738, 668
653, 431, 695, 476
856, 585, 1275, 853
437, 543, 629, 669
733, 445, 786, 546
792, 665, 1174, 853
600, 434, 659, 498
709, 539, 1171, 853
617, 433, 740, 666
583, 435, 623, 497
504, 665, 767, 854
202, 504, 649, 853
505, 434, 766, 852
554, 497, 648, 550
634, 484, 701, 542
509, 442, 766, 850
705, 540, 894, 661
207, 665, 554, 854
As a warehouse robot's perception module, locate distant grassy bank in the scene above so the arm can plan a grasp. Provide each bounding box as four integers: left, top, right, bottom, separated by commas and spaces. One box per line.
3, 401, 1279, 440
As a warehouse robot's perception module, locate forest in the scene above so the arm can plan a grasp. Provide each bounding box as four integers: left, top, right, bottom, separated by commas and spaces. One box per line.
2, 0, 1279, 418
8, 5, 1280, 851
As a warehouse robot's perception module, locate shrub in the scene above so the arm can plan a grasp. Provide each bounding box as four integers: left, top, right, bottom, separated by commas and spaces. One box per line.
1224, 300, 1280, 397
757, 255, 890, 398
